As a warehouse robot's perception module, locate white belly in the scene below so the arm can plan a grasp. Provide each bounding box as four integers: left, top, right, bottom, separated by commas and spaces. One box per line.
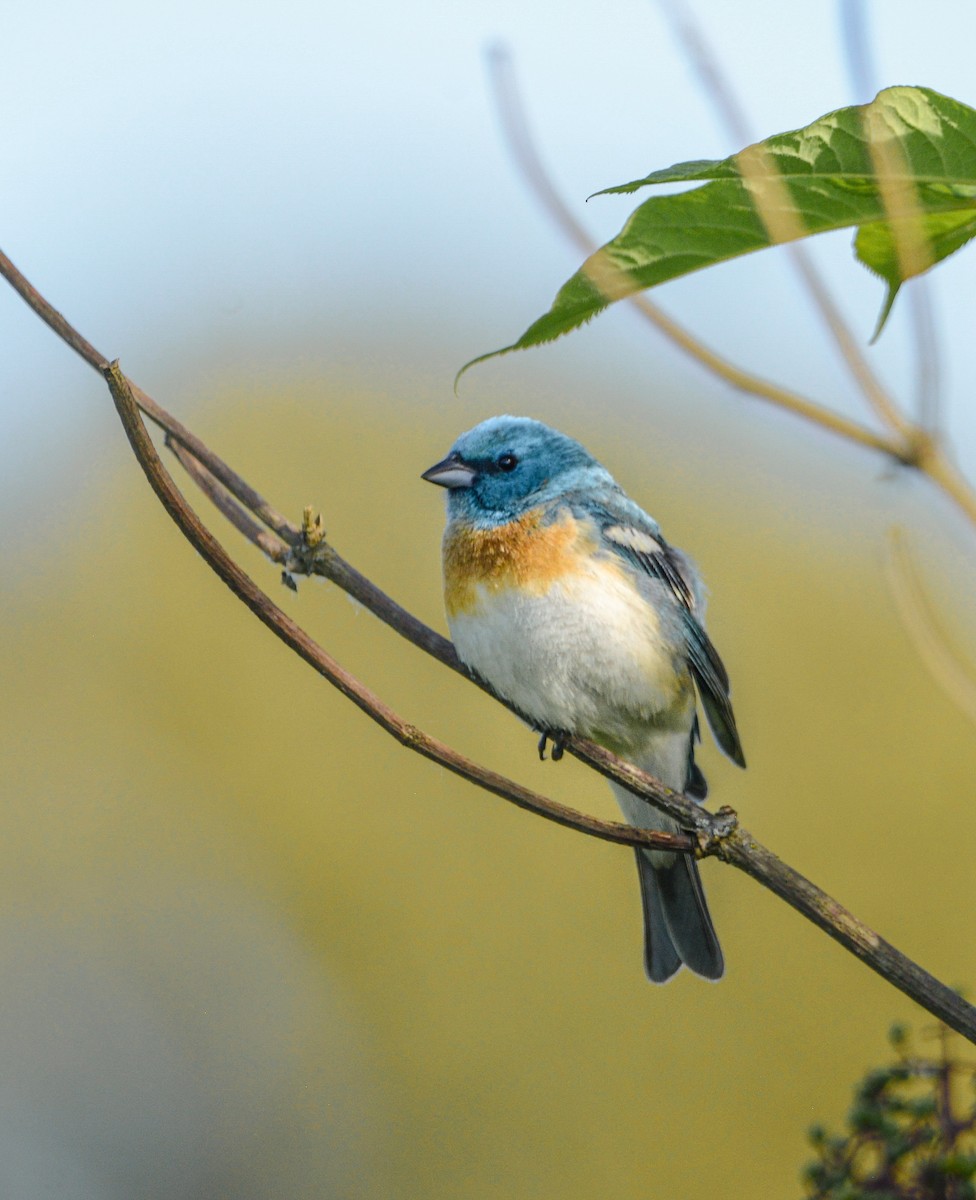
448, 566, 690, 753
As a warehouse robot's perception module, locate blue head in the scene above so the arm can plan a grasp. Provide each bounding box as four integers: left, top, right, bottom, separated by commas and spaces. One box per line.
422, 416, 609, 526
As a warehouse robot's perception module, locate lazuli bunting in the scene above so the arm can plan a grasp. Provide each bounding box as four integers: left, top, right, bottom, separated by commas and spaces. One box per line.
423, 416, 745, 982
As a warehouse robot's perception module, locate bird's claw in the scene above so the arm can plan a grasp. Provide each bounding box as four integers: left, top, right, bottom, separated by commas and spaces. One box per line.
537, 730, 568, 762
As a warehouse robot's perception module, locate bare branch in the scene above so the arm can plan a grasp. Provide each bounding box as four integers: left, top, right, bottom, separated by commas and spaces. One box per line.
655, 0, 754, 145
0, 247, 298, 545
167, 437, 291, 562
906, 284, 942, 433
715, 833, 976, 1043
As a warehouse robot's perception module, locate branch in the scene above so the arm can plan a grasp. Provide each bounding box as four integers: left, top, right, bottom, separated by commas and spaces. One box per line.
0, 248, 299, 545
167, 436, 291, 562
715, 834, 976, 1038
5, 248, 976, 1044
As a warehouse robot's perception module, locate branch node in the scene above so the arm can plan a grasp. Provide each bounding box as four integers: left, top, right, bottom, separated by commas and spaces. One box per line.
399, 722, 424, 750
695, 804, 740, 857
302, 505, 327, 548
280, 505, 336, 583
899, 428, 939, 470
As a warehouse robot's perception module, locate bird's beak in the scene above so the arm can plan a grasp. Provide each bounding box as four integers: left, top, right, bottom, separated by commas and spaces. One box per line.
421, 453, 476, 489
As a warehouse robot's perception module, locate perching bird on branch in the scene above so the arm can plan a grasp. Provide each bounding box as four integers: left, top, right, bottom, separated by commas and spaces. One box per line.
424, 416, 745, 982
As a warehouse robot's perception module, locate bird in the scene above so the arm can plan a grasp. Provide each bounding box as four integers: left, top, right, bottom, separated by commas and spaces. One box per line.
422, 415, 745, 982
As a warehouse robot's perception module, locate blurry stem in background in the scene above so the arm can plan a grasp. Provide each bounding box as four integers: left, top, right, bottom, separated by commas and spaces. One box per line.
885, 529, 976, 727
838, 0, 942, 431
656, 0, 910, 438
484, 45, 976, 527
839, 0, 878, 102
3, 249, 976, 1045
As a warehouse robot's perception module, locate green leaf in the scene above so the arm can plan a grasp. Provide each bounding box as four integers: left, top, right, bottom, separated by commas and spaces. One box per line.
463, 86, 976, 376
593, 88, 976, 197
856, 209, 976, 339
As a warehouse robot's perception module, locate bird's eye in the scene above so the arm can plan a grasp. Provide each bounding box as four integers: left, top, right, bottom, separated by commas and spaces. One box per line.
497, 453, 518, 472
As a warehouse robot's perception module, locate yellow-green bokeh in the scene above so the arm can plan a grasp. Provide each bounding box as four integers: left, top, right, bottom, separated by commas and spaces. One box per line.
3, 358, 975, 1197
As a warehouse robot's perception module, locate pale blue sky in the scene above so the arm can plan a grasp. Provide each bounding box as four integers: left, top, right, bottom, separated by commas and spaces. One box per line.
2, 0, 974, 487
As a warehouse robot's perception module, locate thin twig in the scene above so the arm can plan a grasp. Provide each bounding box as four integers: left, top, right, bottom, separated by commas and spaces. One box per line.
167, 437, 291, 561
713, 832, 976, 1044
0, 248, 298, 545
654, 0, 754, 145
282, 510, 471, 669
906, 285, 942, 433
838, 0, 878, 103
920, 446, 976, 529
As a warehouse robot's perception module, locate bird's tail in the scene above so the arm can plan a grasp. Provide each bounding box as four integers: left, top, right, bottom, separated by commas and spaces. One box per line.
634, 849, 724, 983
610, 767, 724, 983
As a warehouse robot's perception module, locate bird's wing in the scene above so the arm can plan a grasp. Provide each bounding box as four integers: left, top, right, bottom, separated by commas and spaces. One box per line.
588, 500, 746, 769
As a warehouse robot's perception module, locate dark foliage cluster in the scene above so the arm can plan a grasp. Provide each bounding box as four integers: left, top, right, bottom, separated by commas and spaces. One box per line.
804, 1024, 976, 1199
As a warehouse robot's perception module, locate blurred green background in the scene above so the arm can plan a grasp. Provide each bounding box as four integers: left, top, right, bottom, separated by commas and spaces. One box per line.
4, 1, 976, 1196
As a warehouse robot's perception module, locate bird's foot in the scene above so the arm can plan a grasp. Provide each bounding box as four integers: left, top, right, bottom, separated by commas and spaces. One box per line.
537, 730, 568, 762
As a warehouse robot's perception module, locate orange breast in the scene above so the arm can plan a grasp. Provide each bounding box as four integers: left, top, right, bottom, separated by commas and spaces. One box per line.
443, 508, 595, 617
